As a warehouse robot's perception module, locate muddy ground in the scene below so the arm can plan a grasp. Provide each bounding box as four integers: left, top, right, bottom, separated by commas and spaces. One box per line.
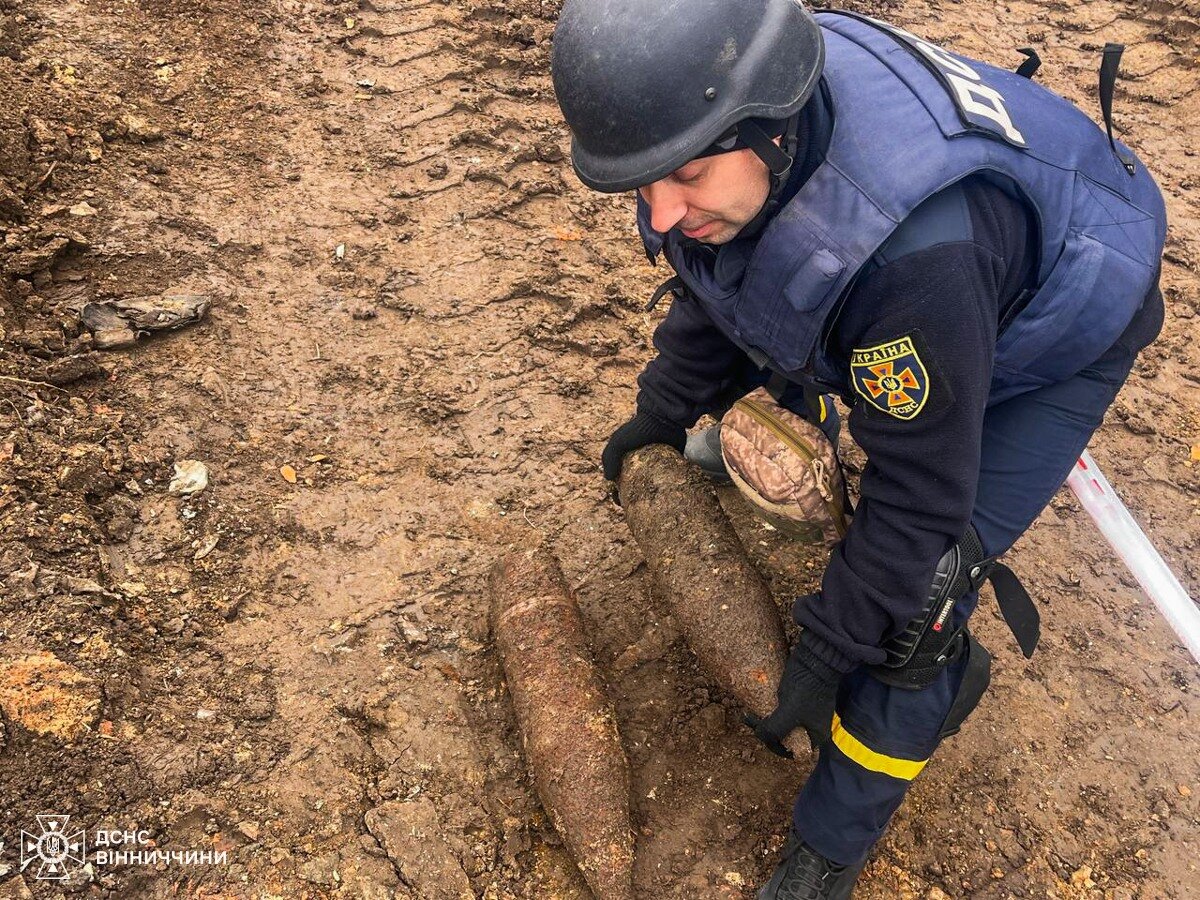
0, 0, 1197, 897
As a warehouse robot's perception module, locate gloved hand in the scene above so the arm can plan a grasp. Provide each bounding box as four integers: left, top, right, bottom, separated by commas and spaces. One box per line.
601, 410, 686, 482
745, 629, 852, 758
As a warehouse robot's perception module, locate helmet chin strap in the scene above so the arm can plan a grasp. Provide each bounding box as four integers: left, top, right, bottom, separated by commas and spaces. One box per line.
733, 111, 804, 238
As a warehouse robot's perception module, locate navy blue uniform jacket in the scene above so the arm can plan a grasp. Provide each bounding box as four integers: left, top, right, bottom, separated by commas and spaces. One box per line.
634, 91, 1039, 668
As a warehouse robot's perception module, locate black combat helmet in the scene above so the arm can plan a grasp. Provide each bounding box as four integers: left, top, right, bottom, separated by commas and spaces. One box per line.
551, 0, 825, 193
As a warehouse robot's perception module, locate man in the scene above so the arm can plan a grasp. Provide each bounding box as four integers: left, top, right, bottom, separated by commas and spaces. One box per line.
550, 0, 1167, 896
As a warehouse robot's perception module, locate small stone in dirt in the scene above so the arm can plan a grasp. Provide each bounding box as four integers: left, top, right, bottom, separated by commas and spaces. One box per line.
68, 201, 98, 217
363, 695, 411, 730
193, 534, 220, 561
236, 821, 260, 841
119, 581, 149, 598
365, 799, 473, 899
358, 833, 386, 856
0, 651, 102, 741
221, 594, 246, 621
425, 159, 449, 180
350, 303, 378, 320
535, 138, 566, 163
169, 459, 209, 496
612, 624, 670, 674
99, 494, 138, 542
62, 574, 106, 595
0, 182, 26, 221
241, 698, 274, 721
926, 889, 949, 900
399, 618, 428, 647
1057, 571, 1081, 588
199, 367, 227, 399
0, 876, 34, 899
81, 294, 210, 349
1179, 783, 1193, 798
42, 353, 110, 386
5, 563, 41, 600
121, 113, 164, 143
298, 852, 340, 887
8, 236, 71, 276
1070, 865, 1095, 888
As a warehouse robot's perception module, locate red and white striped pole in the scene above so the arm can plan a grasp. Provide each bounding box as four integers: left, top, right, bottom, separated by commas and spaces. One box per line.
1066, 450, 1200, 665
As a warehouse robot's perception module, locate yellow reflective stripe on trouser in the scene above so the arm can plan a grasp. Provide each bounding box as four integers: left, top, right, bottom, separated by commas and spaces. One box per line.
830, 713, 930, 781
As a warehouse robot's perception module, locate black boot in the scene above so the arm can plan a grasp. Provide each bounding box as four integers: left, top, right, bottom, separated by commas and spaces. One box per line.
683, 424, 732, 484
757, 835, 865, 900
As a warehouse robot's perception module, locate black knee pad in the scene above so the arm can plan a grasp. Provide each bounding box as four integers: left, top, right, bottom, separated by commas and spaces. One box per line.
868, 529, 991, 689
868, 526, 1038, 690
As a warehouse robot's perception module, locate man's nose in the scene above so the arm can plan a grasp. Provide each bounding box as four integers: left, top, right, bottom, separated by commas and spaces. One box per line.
641, 181, 688, 234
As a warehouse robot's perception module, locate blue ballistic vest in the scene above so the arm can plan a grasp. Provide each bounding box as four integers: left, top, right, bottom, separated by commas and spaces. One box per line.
637, 11, 1167, 405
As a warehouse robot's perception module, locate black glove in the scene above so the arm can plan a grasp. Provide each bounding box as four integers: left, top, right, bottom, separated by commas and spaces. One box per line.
601, 410, 686, 482
745, 629, 852, 758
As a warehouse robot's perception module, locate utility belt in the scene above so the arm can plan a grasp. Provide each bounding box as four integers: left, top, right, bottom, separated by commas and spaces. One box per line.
868, 526, 1041, 691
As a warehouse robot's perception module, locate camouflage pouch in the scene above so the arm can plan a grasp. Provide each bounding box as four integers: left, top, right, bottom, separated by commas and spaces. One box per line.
720, 387, 851, 546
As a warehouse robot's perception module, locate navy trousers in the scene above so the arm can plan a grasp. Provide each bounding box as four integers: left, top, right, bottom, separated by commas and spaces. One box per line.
765, 288, 1165, 866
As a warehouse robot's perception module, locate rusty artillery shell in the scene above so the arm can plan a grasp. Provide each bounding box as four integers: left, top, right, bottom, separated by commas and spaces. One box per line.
490, 547, 636, 900
619, 444, 807, 758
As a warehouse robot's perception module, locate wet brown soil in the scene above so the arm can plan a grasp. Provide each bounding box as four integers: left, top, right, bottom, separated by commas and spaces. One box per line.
1, 0, 1197, 897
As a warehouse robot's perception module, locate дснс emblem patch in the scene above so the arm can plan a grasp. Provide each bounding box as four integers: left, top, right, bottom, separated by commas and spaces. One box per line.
851, 335, 930, 420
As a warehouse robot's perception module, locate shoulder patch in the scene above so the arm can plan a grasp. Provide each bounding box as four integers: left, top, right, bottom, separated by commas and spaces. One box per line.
850, 335, 931, 420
